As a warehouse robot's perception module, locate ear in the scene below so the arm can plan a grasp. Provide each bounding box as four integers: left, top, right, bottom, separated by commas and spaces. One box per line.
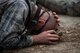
38, 17, 45, 25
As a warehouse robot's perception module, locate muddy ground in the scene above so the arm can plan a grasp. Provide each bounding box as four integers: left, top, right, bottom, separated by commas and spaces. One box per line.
3, 15, 80, 53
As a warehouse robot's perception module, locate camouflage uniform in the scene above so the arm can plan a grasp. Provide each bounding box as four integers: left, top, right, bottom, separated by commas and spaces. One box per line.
38, 0, 80, 16
0, 0, 37, 50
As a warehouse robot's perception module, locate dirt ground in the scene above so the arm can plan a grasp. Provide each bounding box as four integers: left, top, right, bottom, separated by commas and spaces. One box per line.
3, 15, 80, 53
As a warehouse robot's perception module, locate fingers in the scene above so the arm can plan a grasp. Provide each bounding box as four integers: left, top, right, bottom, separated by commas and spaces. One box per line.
48, 37, 59, 41
52, 12, 60, 27
52, 12, 59, 19
54, 14, 59, 19
53, 12, 60, 24
47, 11, 59, 20
48, 37, 59, 45
46, 30, 57, 34
52, 12, 56, 15
56, 19, 60, 23
48, 34, 60, 38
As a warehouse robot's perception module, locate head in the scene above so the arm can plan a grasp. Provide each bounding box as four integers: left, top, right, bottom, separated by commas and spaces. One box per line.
34, 12, 59, 31
31, 5, 59, 34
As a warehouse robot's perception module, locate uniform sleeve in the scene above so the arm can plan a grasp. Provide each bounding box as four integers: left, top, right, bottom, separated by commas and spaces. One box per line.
0, 1, 33, 49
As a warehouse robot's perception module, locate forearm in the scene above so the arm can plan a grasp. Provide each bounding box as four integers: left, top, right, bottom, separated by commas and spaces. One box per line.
0, 0, 33, 49
0, 33, 33, 49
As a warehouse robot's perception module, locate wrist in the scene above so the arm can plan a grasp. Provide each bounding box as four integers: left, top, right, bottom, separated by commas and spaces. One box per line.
32, 35, 40, 44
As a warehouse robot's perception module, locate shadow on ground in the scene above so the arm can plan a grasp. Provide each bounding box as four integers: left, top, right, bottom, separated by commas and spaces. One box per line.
3, 15, 80, 53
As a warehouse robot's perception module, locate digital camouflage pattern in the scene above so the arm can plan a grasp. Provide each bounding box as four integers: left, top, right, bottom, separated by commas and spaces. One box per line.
0, 0, 36, 50
38, 0, 80, 16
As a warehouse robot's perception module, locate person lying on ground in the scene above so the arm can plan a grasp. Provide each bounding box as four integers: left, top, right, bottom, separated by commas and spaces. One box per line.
0, 0, 60, 51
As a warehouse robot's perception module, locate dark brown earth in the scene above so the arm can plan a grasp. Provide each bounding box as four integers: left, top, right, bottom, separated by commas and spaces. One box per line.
3, 15, 80, 53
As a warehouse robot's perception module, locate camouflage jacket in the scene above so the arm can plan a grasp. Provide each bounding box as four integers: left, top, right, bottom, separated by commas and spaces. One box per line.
0, 0, 37, 50
38, 0, 80, 16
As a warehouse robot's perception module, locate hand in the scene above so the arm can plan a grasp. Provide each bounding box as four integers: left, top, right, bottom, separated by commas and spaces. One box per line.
48, 11, 60, 31
52, 12, 60, 24
32, 30, 60, 44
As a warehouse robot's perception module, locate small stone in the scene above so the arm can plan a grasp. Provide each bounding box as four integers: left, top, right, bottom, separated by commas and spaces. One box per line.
31, 48, 35, 51
66, 31, 70, 34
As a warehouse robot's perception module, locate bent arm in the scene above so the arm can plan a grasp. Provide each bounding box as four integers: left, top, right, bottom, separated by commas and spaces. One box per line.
0, 1, 33, 50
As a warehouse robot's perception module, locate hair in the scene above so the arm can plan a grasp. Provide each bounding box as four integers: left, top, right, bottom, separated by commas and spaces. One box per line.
31, 11, 58, 34
42, 13, 57, 31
